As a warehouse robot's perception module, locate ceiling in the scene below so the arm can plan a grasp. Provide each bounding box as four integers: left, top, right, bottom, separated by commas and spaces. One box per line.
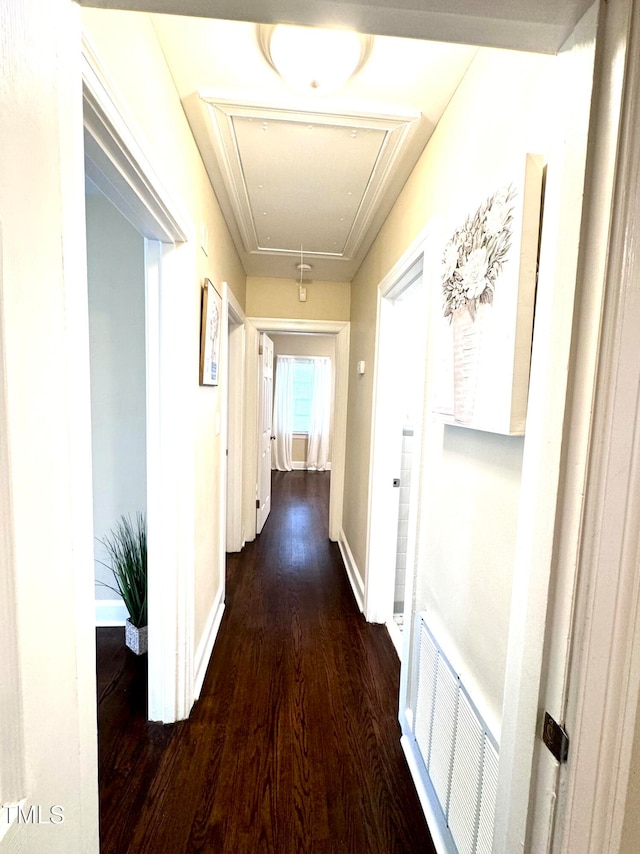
82, 0, 595, 54
152, 15, 477, 281
82, 0, 594, 282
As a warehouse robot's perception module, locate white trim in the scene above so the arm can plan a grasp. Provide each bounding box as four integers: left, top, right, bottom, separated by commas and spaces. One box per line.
219, 281, 230, 578
243, 322, 261, 542
245, 317, 350, 542
199, 95, 420, 264
366, 292, 403, 623
95, 599, 127, 627
366, 227, 431, 625
331, 323, 350, 542
400, 735, 456, 854
337, 528, 365, 613
227, 284, 244, 323
553, 0, 640, 850
82, 36, 197, 725
376, 223, 433, 300
193, 592, 226, 701
473, 8, 603, 850
247, 318, 348, 335
225, 284, 246, 553
81, 32, 192, 243
291, 461, 332, 471
0, 239, 25, 811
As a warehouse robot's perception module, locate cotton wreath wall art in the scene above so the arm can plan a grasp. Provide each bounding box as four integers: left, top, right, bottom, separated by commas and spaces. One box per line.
431, 154, 544, 435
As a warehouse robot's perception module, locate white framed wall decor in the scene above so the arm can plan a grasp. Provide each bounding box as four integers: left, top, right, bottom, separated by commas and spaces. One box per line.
431, 153, 544, 435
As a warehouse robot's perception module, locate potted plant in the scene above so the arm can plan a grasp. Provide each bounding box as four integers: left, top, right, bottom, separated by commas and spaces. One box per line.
98, 512, 147, 655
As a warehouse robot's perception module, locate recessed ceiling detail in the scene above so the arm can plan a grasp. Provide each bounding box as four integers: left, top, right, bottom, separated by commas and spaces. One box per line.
151, 15, 477, 279
199, 96, 420, 263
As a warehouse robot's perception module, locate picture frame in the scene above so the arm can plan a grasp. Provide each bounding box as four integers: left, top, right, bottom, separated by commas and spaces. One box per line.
430, 153, 544, 435
199, 279, 222, 386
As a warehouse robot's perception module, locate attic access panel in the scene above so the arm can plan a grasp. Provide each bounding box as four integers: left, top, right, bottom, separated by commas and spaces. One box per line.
201, 97, 420, 263
233, 115, 385, 255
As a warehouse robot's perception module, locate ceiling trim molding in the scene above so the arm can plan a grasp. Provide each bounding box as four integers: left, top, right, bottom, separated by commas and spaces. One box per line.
82, 32, 193, 243
246, 317, 349, 335
199, 94, 420, 262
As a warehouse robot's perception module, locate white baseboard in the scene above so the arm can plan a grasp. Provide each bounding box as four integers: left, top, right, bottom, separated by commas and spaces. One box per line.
193, 591, 225, 701
291, 461, 332, 471
95, 598, 127, 627
401, 733, 456, 854
337, 529, 365, 613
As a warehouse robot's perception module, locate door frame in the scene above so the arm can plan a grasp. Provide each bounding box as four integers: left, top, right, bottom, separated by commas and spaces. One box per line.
243, 317, 350, 543
548, 0, 640, 849
225, 287, 246, 552
83, 33, 196, 723
256, 332, 274, 534
366, 230, 431, 631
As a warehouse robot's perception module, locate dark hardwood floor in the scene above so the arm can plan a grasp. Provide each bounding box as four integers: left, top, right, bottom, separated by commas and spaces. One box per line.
97, 470, 435, 853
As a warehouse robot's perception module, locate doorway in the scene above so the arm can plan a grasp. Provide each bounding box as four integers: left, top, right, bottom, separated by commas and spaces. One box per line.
86, 182, 147, 631
367, 251, 427, 655
225, 291, 246, 553
84, 46, 195, 724
243, 318, 350, 545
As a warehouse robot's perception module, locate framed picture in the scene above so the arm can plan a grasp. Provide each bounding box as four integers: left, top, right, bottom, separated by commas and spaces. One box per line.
199, 279, 222, 386
431, 153, 544, 435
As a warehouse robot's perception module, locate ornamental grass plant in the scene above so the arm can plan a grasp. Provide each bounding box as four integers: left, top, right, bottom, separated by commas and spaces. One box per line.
98, 512, 147, 629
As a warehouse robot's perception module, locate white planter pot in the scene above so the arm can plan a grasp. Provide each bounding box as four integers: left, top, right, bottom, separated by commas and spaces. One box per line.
125, 617, 148, 655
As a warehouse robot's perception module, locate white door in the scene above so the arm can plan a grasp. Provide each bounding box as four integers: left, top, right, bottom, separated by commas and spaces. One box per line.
367, 257, 425, 634
256, 333, 274, 534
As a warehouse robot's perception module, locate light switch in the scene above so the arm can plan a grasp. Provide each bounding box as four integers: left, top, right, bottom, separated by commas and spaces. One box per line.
357, 360, 366, 375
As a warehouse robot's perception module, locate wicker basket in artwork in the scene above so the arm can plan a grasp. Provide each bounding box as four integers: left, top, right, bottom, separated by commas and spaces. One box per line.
452, 304, 484, 424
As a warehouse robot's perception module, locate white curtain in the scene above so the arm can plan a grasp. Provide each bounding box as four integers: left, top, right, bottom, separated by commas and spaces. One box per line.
306, 357, 332, 471
272, 355, 294, 471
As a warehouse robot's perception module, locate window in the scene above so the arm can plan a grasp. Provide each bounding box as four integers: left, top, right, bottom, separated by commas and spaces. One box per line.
291, 359, 315, 433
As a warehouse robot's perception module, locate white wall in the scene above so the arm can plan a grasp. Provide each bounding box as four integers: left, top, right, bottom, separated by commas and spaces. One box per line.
86, 190, 147, 611
345, 41, 594, 735
0, 0, 99, 849
417, 427, 524, 730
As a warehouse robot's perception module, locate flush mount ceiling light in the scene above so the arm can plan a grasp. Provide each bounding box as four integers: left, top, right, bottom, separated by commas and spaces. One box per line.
259, 24, 372, 94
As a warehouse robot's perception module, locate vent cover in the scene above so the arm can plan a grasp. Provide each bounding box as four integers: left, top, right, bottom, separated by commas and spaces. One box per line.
414, 616, 499, 854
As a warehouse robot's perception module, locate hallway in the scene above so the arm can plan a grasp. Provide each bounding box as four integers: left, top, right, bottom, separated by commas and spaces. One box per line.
97, 471, 434, 853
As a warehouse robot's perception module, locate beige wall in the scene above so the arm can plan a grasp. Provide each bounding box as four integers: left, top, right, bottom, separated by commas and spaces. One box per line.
247, 276, 350, 321
81, 9, 246, 652
343, 45, 591, 727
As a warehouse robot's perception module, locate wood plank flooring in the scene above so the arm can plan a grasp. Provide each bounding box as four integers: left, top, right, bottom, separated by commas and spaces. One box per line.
97, 470, 434, 853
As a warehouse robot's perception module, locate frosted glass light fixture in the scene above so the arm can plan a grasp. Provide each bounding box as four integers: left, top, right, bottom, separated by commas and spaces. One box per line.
261, 24, 371, 94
